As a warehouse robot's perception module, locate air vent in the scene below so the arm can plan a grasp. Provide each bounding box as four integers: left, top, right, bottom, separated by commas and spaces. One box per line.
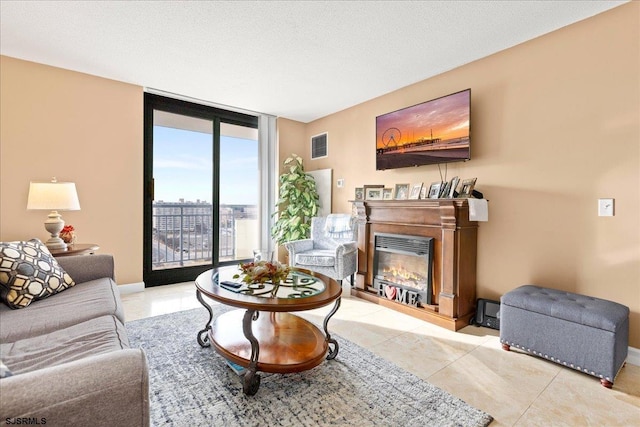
311, 133, 328, 159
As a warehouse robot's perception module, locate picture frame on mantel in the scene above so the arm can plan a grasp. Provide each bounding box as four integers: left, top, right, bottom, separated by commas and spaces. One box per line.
448, 176, 460, 198
457, 178, 477, 198
409, 183, 423, 200
440, 181, 451, 198
383, 188, 394, 200
428, 181, 442, 199
394, 183, 410, 200
354, 187, 364, 200
420, 186, 428, 199
364, 185, 384, 200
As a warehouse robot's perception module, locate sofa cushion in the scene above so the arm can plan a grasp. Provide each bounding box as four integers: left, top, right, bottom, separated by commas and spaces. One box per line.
0, 277, 124, 343
0, 314, 129, 375
295, 250, 336, 267
0, 239, 75, 309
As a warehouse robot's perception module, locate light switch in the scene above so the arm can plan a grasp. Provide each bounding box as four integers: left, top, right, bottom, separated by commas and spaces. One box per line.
336, 178, 344, 188
598, 198, 614, 217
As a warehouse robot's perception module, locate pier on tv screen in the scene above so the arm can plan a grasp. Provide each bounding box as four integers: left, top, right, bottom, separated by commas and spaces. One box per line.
376, 89, 470, 171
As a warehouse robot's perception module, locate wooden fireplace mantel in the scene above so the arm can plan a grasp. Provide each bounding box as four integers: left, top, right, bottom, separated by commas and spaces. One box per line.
351, 199, 478, 331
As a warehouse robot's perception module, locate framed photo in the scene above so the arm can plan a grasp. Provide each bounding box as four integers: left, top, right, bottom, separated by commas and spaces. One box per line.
394, 183, 410, 200
364, 184, 384, 200
428, 181, 443, 199
457, 178, 477, 198
365, 188, 383, 200
448, 176, 460, 198
409, 183, 423, 200
354, 187, 364, 200
420, 186, 428, 199
383, 188, 394, 200
440, 181, 451, 198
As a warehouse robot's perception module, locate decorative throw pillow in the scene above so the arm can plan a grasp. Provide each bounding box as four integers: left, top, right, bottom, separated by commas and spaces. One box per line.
0, 239, 75, 309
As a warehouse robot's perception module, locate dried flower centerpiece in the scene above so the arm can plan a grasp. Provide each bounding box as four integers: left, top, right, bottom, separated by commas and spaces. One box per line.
234, 260, 290, 286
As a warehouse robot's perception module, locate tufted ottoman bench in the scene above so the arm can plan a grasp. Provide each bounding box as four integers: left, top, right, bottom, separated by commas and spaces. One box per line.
500, 285, 629, 388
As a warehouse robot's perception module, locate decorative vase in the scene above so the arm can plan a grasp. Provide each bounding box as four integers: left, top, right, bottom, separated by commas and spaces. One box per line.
60, 231, 75, 244
270, 281, 281, 297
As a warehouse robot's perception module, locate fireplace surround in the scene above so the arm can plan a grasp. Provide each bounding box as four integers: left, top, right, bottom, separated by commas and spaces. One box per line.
351, 199, 478, 331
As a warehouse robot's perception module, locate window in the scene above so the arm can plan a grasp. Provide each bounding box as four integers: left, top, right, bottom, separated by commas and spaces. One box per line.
143, 92, 276, 286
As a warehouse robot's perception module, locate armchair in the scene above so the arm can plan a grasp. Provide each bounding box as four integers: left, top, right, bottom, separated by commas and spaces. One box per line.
284, 214, 358, 286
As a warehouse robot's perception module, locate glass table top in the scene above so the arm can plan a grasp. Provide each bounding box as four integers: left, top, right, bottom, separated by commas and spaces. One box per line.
213, 269, 325, 299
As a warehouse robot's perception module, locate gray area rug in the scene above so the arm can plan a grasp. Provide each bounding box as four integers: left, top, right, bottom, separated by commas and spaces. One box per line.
127, 307, 493, 427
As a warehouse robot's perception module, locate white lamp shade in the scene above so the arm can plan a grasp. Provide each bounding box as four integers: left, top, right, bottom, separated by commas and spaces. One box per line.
27, 182, 81, 211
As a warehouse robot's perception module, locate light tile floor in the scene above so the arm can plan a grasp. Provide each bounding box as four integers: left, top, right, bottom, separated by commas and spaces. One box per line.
122, 282, 640, 426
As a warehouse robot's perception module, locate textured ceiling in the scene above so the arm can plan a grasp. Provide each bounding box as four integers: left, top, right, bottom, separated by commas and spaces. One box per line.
0, 1, 627, 122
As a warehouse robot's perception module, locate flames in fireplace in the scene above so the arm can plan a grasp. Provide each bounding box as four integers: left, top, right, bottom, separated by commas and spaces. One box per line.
381, 265, 428, 291
373, 233, 434, 306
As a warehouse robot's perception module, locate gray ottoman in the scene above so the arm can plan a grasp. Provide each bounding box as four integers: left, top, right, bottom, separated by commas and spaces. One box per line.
500, 285, 629, 388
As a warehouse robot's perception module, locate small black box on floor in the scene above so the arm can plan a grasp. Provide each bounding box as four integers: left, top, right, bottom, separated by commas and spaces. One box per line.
472, 298, 500, 330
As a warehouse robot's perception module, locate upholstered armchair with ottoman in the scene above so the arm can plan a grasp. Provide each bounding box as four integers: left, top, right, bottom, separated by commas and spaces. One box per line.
0, 239, 149, 426
284, 214, 358, 286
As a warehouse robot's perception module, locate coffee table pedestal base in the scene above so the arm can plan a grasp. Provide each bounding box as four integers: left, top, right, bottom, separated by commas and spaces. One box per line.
210, 309, 330, 394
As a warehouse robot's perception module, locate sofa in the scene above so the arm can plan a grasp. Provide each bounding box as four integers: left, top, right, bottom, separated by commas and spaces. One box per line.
0, 250, 149, 426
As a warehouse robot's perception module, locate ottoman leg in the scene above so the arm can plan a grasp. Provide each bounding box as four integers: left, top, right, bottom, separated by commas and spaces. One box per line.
600, 379, 613, 389
501, 343, 510, 351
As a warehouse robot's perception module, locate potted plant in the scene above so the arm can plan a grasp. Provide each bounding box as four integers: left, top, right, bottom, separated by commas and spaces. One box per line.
271, 154, 320, 245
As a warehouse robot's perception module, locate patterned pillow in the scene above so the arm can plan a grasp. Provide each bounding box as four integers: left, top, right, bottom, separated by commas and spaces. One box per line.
0, 239, 75, 309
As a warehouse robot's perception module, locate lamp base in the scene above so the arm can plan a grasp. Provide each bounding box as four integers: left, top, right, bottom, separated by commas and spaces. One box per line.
44, 210, 68, 250
45, 237, 68, 250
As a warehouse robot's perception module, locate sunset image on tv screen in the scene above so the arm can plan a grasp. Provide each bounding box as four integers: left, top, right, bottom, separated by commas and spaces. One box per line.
376, 89, 470, 170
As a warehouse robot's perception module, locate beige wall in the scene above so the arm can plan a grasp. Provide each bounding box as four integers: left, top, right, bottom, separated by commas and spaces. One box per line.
0, 56, 143, 285
282, 3, 640, 346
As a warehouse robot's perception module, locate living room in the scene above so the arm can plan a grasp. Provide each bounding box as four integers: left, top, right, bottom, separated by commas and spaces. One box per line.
1, 1, 638, 426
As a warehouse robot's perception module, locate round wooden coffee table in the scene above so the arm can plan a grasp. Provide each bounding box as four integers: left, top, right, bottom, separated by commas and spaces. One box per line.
195, 266, 342, 395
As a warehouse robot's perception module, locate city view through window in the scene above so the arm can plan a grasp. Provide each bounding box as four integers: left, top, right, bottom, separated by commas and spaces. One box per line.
152, 114, 259, 270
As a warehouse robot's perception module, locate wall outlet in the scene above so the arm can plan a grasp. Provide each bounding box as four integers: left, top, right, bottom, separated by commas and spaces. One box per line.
598, 198, 614, 217
336, 178, 344, 188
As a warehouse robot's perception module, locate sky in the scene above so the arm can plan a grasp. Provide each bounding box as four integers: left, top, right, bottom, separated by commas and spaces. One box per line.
376, 89, 470, 148
153, 126, 258, 205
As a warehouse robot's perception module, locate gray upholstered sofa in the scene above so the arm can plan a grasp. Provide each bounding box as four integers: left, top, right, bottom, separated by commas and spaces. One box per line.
0, 254, 149, 426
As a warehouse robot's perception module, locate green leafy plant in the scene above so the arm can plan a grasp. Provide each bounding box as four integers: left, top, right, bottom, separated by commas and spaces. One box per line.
271, 154, 320, 245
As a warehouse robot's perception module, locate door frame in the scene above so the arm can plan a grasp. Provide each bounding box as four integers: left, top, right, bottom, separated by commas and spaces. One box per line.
143, 93, 259, 287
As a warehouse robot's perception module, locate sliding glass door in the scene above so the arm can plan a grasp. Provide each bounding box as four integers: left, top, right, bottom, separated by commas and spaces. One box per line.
144, 93, 260, 286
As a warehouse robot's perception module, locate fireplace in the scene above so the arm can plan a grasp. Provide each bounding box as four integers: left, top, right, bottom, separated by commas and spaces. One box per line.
373, 233, 434, 307
352, 199, 478, 330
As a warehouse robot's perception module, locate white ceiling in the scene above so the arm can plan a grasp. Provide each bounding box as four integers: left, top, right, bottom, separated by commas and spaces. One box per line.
0, 1, 627, 123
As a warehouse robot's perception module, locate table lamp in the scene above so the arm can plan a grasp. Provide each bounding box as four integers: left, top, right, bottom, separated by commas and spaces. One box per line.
27, 177, 81, 250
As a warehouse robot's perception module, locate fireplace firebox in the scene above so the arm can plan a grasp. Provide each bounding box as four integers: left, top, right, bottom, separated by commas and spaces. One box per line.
373, 233, 434, 307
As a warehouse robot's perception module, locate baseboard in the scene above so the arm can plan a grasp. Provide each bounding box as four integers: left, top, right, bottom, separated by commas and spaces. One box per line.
118, 282, 145, 294
627, 346, 640, 367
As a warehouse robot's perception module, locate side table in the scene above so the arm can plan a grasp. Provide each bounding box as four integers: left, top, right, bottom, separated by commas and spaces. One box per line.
50, 243, 99, 257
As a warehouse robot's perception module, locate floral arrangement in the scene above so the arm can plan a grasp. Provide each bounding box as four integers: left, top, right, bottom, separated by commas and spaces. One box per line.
233, 260, 290, 285
60, 225, 76, 244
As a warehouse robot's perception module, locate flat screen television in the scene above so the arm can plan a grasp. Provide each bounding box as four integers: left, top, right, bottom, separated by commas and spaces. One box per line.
376, 88, 470, 170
